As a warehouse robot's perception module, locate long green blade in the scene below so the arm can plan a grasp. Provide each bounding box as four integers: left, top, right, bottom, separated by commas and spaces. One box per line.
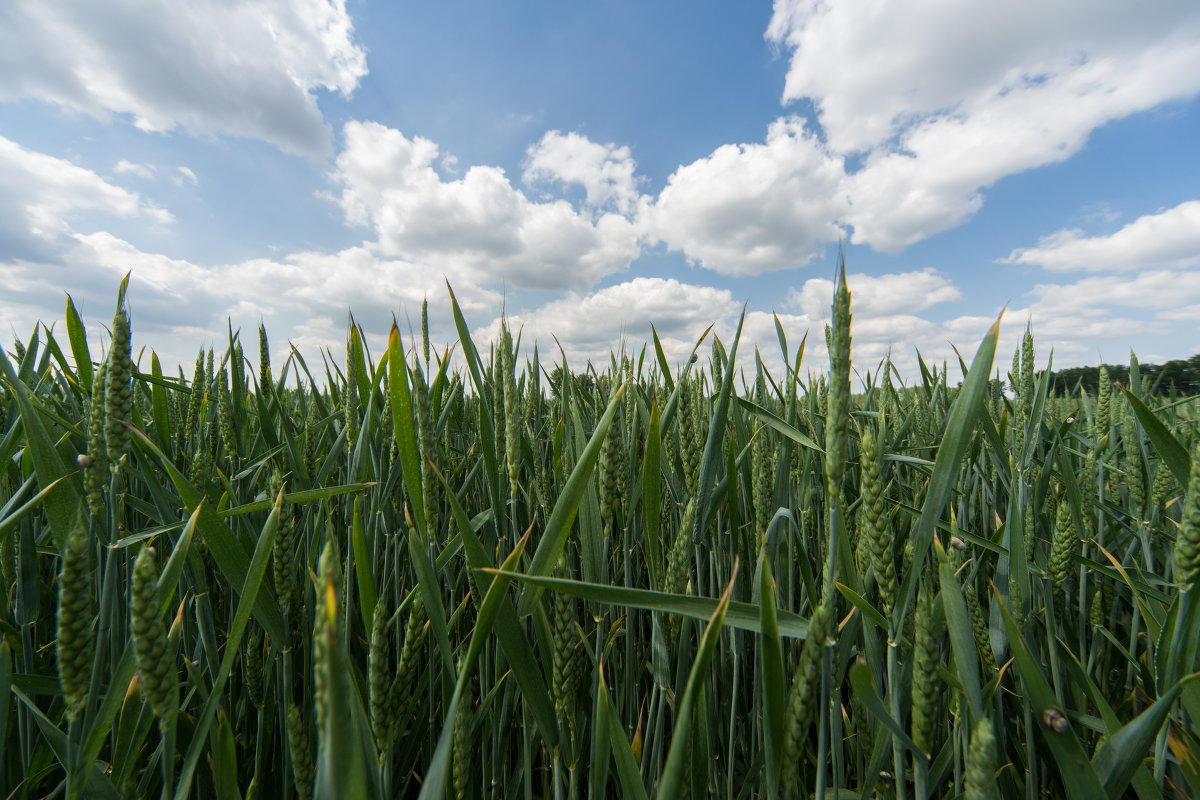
658, 567, 734, 799
516, 382, 626, 616
894, 312, 1000, 630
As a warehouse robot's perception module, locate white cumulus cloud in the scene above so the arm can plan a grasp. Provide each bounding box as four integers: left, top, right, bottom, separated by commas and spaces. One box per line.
1002, 201, 1200, 272
1027, 269, 1200, 315
766, 0, 1200, 156
524, 131, 642, 216
761, 0, 1200, 252
330, 121, 642, 290
0, 135, 171, 264
0, 0, 367, 157
643, 117, 846, 276
6, 229, 500, 375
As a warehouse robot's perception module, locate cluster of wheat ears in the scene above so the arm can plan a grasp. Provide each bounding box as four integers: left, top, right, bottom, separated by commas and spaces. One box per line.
1, 264, 1198, 799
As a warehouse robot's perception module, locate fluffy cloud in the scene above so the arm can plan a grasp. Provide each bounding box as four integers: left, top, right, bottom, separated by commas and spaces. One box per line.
0, 0, 366, 157
523, 131, 642, 216
0, 132, 496, 373
932, 265, 1200, 373
643, 117, 846, 275
787, 268, 961, 320
4, 229, 501, 375
1027, 269, 1200, 316
1002, 201, 1200, 271
483, 278, 739, 367
846, 49, 1200, 251
0, 135, 171, 264
646, 7, 1200, 269
763, 0, 1200, 252
766, 0, 1200, 156
331, 121, 642, 290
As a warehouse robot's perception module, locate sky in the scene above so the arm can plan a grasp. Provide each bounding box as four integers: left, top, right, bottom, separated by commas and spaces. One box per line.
2, 0, 1200, 388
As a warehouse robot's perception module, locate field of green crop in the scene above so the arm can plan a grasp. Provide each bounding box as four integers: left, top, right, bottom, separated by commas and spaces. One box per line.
1, 266, 1198, 799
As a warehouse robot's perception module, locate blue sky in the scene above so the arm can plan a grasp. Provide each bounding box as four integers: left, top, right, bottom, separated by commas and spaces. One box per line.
2, 0, 1199, 385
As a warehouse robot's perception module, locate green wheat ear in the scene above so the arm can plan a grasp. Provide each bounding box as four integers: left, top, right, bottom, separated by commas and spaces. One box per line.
1174, 436, 1200, 587
911, 581, 940, 756
1020, 326, 1035, 422
57, 511, 95, 721
313, 537, 342, 734
421, 296, 430, 367
752, 372, 773, 536
501, 321, 521, 497
964, 718, 998, 800
551, 555, 581, 753
185, 348, 205, 449
104, 303, 133, 469
130, 546, 176, 729
286, 704, 315, 800
825, 262, 851, 497
1095, 365, 1111, 436
780, 591, 833, 790
412, 357, 438, 539
1049, 495, 1077, 592
390, 590, 427, 723
216, 364, 237, 459
598, 393, 622, 525
84, 358, 109, 516
344, 331, 361, 459
664, 498, 696, 642
964, 580, 997, 675
258, 321, 271, 391
243, 623, 265, 710
452, 655, 473, 800
369, 597, 394, 748
860, 422, 894, 616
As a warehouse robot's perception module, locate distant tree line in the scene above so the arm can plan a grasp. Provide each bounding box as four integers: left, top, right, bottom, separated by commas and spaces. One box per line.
1049, 353, 1200, 396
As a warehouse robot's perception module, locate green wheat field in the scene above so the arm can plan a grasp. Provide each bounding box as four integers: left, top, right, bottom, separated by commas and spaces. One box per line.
2, 266, 1199, 799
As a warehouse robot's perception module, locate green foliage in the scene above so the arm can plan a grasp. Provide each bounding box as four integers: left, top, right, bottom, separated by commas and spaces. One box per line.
0, 272, 1197, 800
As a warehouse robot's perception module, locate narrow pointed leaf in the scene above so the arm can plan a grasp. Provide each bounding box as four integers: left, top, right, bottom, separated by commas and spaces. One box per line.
65, 293, 93, 394
998, 593, 1106, 799
937, 539, 984, 722
658, 567, 735, 799
0, 348, 80, 550
495, 570, 808, 639
848, 662, 923, 757
759, 552, 786, 785
173, 489, 285, 800
1094, 674, 1199, 798
150, 352, 171, 452
693, 307, 745, 544
643, 400, 663, 586
433, 457, 559, 744
1122, 387, 1189, 487
895, 311, 1000, 629
516, 382, 626, 616
601, 670, 651, 800
418, 534, 529, 800
388, 322, 425, 537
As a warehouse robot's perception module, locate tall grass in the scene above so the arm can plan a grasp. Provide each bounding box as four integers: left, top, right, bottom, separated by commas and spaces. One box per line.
1, 262, 1198, 799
